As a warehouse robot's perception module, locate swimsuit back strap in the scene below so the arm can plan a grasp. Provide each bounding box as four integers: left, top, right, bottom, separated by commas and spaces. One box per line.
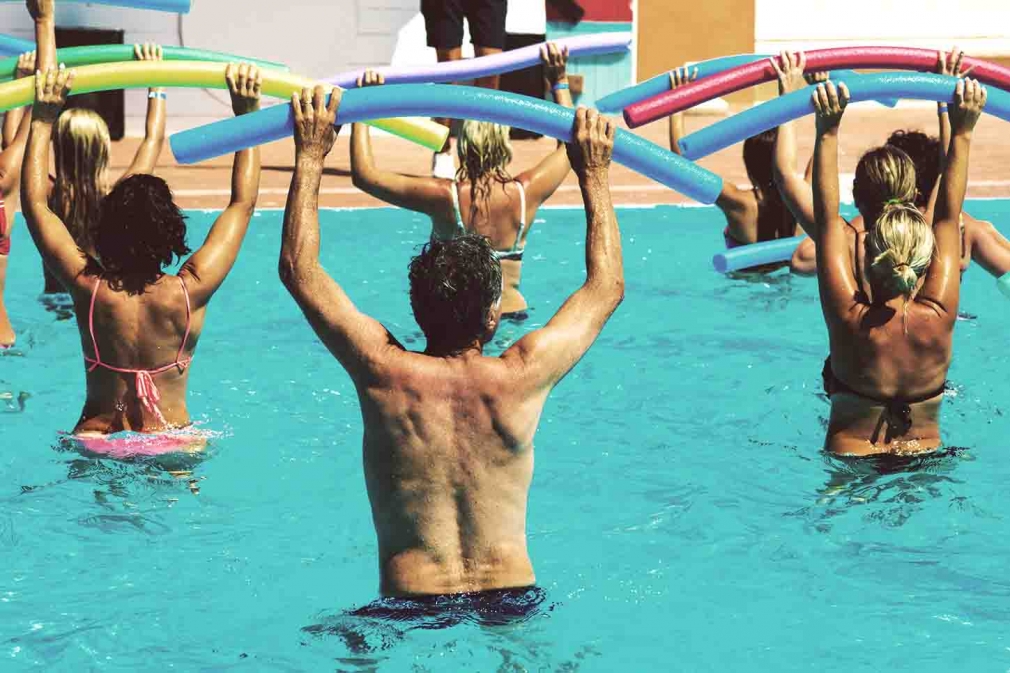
176, 275, 192, 366
86, 279, 103, 372
450, 181, 465, 233
513, 181, 528, 253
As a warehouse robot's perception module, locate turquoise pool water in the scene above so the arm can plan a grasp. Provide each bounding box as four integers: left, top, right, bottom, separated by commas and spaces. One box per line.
2, 203, 1009, 671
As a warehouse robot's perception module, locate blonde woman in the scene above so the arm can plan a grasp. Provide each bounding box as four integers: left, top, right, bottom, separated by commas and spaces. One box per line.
350, 44, 574, 319
41, 41, 169, 294
0, 50, 35, 348
811, 78, 984, 456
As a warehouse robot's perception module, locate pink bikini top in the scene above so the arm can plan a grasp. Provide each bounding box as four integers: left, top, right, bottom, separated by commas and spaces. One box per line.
84, 276, 193, 424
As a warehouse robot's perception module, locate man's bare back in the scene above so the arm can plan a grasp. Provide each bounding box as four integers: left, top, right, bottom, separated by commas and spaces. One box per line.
280, 88, 623, 597
361, 351, 540, 595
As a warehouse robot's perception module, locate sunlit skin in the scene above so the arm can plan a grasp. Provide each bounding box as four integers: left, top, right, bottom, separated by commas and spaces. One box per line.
282, 87, 624, 596
809, 78, 984, 456
23, 0, 263, 437
350, 44, 574, 316
0, 49, 36, 347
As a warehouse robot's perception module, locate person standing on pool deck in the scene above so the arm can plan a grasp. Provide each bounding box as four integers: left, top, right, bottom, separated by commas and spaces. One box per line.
24, 0, 263, 438
281, 86, 623, 600
0, 50, 36, 349
351, 43, 573, 319
422, 0, 507, 178
811, 77, 984, 456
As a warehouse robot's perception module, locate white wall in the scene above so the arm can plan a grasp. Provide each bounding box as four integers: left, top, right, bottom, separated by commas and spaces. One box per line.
756, 0, 1010, 54
1, 0, 548, 135
0, 0, 426, 133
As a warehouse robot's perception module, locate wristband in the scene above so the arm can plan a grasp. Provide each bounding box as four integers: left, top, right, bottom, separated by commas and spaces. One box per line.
552, 81, 569, 92
937, 102, 948, 113
149, 90, 167, 100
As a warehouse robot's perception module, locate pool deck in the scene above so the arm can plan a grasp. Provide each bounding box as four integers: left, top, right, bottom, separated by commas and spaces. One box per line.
127, 106, 1010, 210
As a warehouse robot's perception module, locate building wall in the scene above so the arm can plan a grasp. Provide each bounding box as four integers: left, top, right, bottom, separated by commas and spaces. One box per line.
637, 0, 1010, 109
636, 0, 756, 107
0, 0, 434, 134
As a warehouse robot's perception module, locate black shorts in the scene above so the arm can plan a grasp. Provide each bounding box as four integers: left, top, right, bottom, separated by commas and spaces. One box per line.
302, 586, 552, 654
421, 0, 507, 50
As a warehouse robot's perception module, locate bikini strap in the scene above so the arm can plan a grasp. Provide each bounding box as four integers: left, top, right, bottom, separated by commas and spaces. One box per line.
450, 181, 465, 234
86, 278, 103, 371
513, 181, 529, 252
175, 275, 192, 365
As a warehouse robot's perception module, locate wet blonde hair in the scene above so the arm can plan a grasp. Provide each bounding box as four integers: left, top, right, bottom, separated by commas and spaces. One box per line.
50, 108, 111, 252
867, 203, 934, 332
456, 120, 513, 224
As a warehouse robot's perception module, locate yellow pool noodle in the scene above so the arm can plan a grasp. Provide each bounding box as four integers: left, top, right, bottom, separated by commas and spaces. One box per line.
0, 61, 448, 150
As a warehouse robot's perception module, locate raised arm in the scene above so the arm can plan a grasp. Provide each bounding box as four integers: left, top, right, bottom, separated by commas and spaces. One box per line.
349, 71, 448, 216
27, 0, 55, 70
0, 52, 35, 195
280, 86, 399, 379
505, 108, 624, 390
811, 81, 862, 315
21, 67, 90, 291
516, 43, 572, 210
118, 44, 167, 183
919, 78, 985, 312
667, 65, 697, 156
770, 51, 818, 234
178, 64, 261, 307
924, 48, 967, 221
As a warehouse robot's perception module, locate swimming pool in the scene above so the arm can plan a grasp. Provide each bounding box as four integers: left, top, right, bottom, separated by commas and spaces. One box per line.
2, 202, 1009, 671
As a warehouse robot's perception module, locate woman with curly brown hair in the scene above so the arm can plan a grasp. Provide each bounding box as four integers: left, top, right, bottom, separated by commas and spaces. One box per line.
21, 0, 262, 444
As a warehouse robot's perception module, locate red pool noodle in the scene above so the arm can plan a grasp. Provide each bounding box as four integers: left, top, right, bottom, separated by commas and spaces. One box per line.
624, 47, 1010, 127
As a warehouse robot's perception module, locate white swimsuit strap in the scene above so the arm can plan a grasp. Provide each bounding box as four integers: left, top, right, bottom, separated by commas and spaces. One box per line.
450, 181, 465, 234
512, 181, 528, 252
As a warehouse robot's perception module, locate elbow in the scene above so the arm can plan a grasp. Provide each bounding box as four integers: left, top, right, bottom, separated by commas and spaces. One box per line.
588, 274, 625, 310
789, 238, 817, 276
278, 254, 313, 293
278, 256, 300, 292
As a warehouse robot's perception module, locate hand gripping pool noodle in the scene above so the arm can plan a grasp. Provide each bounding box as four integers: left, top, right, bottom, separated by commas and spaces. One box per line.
326, 31, 631, 88
0, 33, 35, 58
0, 46, 289, 83
596, 53, 899, 114
625, 46, 1010, 126
170, 85, 725, 204
0, 61, 448, 151
678, 73, 1010, 161
999, 272, 1010, 299
712, 236, 805, 273
0, 0, 190, 11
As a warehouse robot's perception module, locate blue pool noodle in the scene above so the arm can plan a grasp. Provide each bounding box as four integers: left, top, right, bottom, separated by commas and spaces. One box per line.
0, 0, 189, 11
680, 73, 1010, 160
596, 52, 898, 113
170, 85, 724, 204
713, 236, 805, 273
0, 33, 35, 58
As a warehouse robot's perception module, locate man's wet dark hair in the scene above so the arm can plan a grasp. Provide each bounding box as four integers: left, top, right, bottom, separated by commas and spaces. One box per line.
886, 130, 940, 209
90, 174, 190, 294
408, 234, 503, 353
742, 128, 796, 241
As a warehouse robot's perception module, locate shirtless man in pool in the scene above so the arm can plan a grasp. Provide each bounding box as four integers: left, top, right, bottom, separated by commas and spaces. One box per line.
279, 87, 624, 608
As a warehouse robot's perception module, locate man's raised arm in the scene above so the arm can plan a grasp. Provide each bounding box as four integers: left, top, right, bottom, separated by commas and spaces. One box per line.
279, 86, 402, 379
506, 107, 624, 390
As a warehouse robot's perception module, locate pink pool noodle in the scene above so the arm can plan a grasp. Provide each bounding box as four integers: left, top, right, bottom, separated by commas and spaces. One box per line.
325, 31, 632, 88
625, 46, 1010, 127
